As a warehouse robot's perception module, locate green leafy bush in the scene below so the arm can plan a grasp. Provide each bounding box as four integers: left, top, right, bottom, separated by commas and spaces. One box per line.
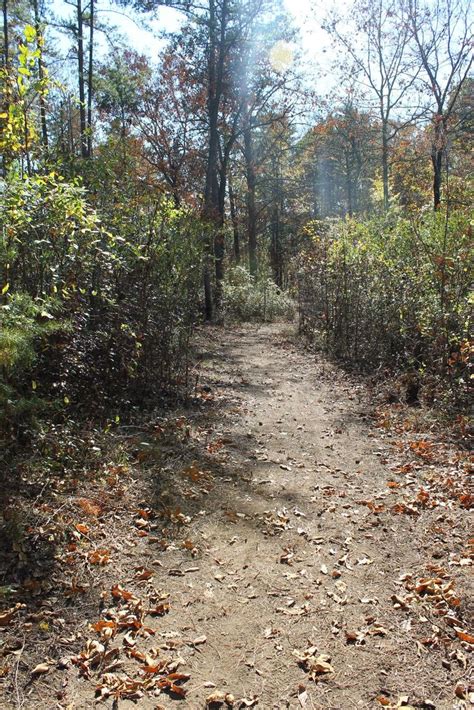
0, 172, 203, 439
0, 294, 63, 438
297, 209, 472, 407
223, 266, 295, 322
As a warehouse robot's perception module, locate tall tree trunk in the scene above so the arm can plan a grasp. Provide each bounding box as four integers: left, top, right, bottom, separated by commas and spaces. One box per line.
243, 111, 257, 275
381, 122, 389, 211
67, 94, 74, 156
77, 0, 87, 159
228, 175, 240, 263
431, 117, 445, 210
202, 0, 218, 320
214, 165, 226, 310
345, 151, 353, 217
214, 142, 231, 310
1, 0, 9, 176
23, 106, 31, 176
431, 147, 442, 210
270, 202, 281, 286
86, 0, 93, 158
2, 0, 8, 68
32, 0, 48, 150
270, 154, 282, 286
202, 0, 228, 317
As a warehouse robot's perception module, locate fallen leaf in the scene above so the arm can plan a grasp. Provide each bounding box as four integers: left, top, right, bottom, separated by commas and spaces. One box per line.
298, 688, 308, 707
206, 690, 235, 706
141, 660, 168, 675
238, 696, 259, 707
88, 548, 110, 565
293, 647, 334, 680
456, 630, 474, 644
148, 602, 170, 616
0, 608, 17, 627
92, 619, 117, 639
77, 498, 102, 517
31, 662, 50, 676
75, 523, 90, 534
345, 630, 365, 645
111, 584, 135, 602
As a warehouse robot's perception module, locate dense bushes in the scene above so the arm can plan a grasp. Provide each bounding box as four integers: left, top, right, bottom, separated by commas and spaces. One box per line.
223, 265, 295, 322
0, 173, 203, 443
297, 209, 472, 406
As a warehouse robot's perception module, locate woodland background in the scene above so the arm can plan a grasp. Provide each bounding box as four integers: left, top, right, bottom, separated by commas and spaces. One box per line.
0, 0, 472, 459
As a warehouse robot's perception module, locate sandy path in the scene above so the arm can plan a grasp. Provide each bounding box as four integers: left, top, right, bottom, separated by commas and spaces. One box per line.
119, 323, 464, 710
9, 323, 470, 710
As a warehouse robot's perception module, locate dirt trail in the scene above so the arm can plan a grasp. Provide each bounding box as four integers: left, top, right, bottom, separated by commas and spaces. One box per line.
4, 323, 472, 710
124, 323, 469, 709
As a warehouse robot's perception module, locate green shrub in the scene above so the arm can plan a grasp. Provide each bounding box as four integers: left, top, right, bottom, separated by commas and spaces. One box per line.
0, 294, 63, 438
223, 265, 295, 322
297, 208, 472, 407
0, 172, 204, 437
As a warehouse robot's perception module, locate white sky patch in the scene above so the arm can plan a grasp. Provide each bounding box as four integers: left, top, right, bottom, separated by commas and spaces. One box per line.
283, 0, 348, 94
49, 0, 185, 62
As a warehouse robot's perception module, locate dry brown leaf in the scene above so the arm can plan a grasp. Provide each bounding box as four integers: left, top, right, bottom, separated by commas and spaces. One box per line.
310, 657, 334, 676
148, 602, 170, 616
206, 690, 235, 706
456, 630, 474, 644
75, 523, 90, 534
88, 548, 110, 565
280, 549, 294, 564
111, 584, 135, 602
294, 647, 334, 680
31, 662, 50, 676
92, 619, 117, 638
455, 683, 467, 699
238, 696, 258, 708
77, 498, 102, 517
345, 630, 365, 645
134, 567, 154, 581
123, 631, 136, 647
141, 660, 168, 675
298, 688, 308, 707
263, 627, 280, 639
0, 608, 17, 627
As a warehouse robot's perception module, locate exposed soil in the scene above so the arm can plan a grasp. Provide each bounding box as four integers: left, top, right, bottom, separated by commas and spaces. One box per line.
1, 323, 472, 710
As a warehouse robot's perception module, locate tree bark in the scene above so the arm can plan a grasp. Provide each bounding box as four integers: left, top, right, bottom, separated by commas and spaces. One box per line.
228, 175, 240, 263
33, 0, 48, 150
431, 146, 442, 210
2, 0, 8, 68
86, 0, 94, 158
345, 151, 353, 217
1, 0, 9, 175
77, 0, 88, 158
381, 122, 389, 211
202, 0, 218, 320
202, 0, 228, 317
243, 111, 257, 275
431, 116, 445, 210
